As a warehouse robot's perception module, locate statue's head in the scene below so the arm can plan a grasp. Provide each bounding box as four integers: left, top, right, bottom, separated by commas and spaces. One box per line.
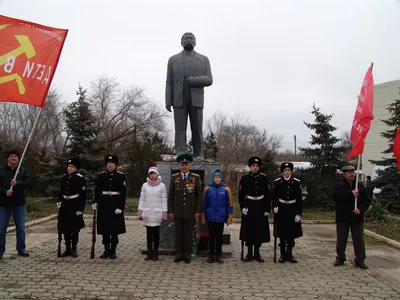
181, 32, 196, 51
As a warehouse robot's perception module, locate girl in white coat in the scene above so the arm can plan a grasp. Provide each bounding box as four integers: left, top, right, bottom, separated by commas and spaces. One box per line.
138, 166, 167, 261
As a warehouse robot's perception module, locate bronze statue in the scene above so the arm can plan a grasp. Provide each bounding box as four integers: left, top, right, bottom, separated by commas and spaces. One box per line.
165, 32, 213, 160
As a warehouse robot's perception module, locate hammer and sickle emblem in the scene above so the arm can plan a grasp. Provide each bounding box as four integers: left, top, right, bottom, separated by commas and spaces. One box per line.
0, 24, 36, 95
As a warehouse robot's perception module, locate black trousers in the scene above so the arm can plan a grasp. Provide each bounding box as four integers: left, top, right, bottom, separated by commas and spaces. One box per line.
336, 222, 366, 262
280, 238, 295, 248
208, 222, 224, 255
174, 217, 195, 259
102, 234, 119, 247
146, 226, 160, 249
64, 232, 79, 250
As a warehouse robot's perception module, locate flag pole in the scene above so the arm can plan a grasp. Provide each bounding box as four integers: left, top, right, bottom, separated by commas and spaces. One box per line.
10, 107, 42, 191
354, 154, 362, 210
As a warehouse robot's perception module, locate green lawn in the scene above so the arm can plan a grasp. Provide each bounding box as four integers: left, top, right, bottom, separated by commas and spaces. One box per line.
365, 218, 400, 243
8, 197, 139, 226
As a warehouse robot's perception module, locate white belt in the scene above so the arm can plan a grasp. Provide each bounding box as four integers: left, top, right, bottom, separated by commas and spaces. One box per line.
63, 194, 79, 200
102, 191, 120, 196
279, 199, 296, 204
247, 195, 264, 200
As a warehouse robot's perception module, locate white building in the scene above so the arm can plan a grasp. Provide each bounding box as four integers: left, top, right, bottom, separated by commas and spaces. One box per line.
363, 79, 400, 176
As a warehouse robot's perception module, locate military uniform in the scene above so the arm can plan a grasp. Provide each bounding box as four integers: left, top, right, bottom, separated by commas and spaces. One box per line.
239, 157, 270, 262
273, 162, 303, 263
58, 158, 86, 257
94, 155, 126, 259
168, 154, 202, 263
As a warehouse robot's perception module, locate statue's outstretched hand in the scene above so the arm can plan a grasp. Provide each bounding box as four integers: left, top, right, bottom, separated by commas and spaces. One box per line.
166, 104, 172, 112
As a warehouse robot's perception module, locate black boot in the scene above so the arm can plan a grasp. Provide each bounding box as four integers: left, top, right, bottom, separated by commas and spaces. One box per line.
60, 239, 71, 257
286, 247, 298, 263
244, 246, 253, 262
145, 244, 153, 261
70, 235, 78, 258
152, 246, 159, 261
109, 244, 117, 259
207, 254, 215, 263
100, 245, 110, 259
254, 246, 265, 263
278, 244, 286, 263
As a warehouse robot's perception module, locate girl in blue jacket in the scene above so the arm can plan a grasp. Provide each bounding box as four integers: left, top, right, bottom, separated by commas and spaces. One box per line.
201, 170, 233, 263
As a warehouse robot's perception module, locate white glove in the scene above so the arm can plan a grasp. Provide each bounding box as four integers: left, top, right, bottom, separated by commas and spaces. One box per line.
242, 208, 248, 215
264, 212, 269, 216
92, 203, 98, 210
274, 207, 279, 214
295, 215, 301, 223
76, 211, 83, 216
56, 202, 61, 209
115, 208, 122, 214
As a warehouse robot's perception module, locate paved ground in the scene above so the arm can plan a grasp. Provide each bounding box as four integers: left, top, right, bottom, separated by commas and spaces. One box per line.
0, 219, 399, 300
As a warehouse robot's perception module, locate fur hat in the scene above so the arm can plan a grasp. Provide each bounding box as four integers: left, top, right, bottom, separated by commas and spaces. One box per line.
281, 162, 294, 173
66, 158, 81, 169
104, 154, 119, 165
248, 156, 261, 167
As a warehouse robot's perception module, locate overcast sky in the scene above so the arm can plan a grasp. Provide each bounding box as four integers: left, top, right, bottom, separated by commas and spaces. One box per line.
2, 0, 400, 152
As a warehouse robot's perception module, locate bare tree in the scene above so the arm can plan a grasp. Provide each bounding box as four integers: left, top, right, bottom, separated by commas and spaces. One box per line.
88, 75, 169, 163
0, 88, 64, 154
207, 111, 283, 177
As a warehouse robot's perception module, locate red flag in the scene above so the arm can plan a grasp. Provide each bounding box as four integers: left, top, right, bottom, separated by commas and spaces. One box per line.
0, 15, 68, 107
348, 63, 374, 159
393, 127, 400, 170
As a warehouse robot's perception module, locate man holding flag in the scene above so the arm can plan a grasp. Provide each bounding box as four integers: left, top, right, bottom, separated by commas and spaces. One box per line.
0, 151, 31, 259
0, 15, 67, 259
333, 165, 371, 269
334, 63, 374, 269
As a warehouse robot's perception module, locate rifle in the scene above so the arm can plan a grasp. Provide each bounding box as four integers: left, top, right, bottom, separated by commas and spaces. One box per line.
57, 209, 62, 257
273, 211, 277, 263
240, 216, 245, 261
90, 188, 96, 259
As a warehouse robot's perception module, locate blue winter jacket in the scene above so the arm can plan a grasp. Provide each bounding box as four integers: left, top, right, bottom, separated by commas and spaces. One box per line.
201, 182, 233, 224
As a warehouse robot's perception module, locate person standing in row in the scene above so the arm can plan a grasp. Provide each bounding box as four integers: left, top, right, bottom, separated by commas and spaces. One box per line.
333, 165, 371, 269
273, 162, 303, 263
0, 151, 30, 259
168, 154, 202, 264
57, 158, 86, 257
238, 156, 270, 263
201, 169, 233, 264
138, 164, 168, 261
93, 155, 126, 259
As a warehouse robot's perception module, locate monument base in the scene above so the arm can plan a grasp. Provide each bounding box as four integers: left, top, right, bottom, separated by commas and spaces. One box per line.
141, 226, 232, 258
151, 160, 232, 256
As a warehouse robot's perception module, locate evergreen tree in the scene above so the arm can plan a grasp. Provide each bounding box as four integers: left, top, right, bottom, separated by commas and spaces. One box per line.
38, 85, 103, 200
204, 131, 218, 161
64, 85, 103, 193
299, 103, 347, 208
259, 149, 280, 189
369, 88, 400, 212
126, 131, 173, 197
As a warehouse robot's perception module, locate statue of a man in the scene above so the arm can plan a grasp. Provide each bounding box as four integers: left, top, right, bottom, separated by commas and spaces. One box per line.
165, 32, 213, 160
